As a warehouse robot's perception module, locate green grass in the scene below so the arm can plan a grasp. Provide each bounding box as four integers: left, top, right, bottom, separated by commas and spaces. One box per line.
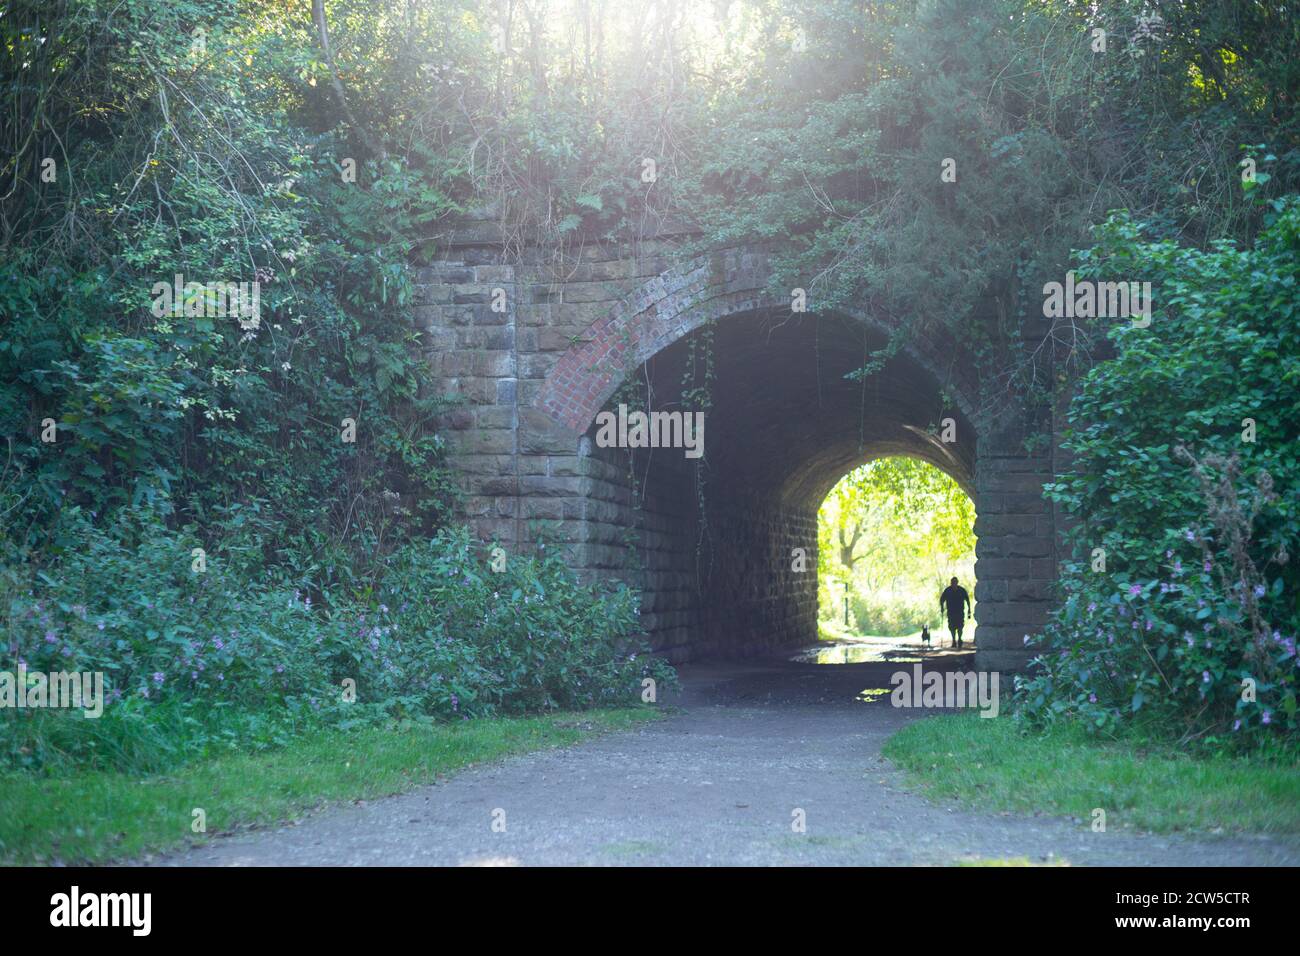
818, 618, 856, 642
0, 708, 660, 865
818, 619, 928, 643
882, 712, 1300, 836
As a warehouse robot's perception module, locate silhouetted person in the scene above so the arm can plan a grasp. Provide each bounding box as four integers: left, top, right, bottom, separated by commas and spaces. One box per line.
940, 577, 971, 648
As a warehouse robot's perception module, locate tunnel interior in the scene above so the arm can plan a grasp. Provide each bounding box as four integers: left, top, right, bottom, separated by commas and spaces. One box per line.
579, 308, 977, 663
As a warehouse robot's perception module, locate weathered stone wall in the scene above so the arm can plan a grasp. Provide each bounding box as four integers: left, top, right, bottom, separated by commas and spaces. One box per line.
570, 444, 819, 663
581, 440, 703, 662
973, 439, 1057, 671
413, 222, 1058, 670
695, 493, 821, 661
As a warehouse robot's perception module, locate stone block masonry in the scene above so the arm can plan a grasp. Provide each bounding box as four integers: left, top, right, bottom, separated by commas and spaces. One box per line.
414, 227, 1060, 669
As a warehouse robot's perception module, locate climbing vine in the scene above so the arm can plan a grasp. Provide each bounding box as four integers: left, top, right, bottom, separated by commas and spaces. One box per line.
681, 320, 717, 591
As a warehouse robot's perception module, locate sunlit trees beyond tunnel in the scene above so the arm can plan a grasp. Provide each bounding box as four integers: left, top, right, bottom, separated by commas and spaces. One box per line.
817, 458, 975, 640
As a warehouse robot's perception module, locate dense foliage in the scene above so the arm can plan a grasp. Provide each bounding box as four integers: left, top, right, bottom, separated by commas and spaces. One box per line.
818, 457, 975, 636
0, 0, 677, 772
2, 515, 670, 773
1, 0, 459, 580
2, 0, 1298, 764
1017, 198, 1300, 748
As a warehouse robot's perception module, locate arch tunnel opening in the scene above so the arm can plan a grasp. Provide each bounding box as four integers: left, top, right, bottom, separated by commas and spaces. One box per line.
808, 456, 977, 666
575, 307, 978, 665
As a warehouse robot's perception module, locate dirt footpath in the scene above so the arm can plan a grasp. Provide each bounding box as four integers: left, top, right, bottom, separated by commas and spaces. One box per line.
152, 656, 1300, 866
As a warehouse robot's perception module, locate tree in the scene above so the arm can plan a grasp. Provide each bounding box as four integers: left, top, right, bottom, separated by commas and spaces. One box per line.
818, 457, 975, 634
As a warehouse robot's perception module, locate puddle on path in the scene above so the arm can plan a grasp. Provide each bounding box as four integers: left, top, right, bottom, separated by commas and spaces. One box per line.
856, 687, 891, 703
789, 636, 973, 665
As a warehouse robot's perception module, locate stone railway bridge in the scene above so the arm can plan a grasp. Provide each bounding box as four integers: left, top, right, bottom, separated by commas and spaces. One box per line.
415, 220, 1065, 673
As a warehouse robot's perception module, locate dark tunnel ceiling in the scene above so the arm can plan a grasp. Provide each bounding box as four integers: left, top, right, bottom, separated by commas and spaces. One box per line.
629, 309, 976, 507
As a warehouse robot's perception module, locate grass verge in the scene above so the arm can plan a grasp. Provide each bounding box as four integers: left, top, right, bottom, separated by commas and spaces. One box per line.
882, 712, 1300, 836
0, 707, 660, 865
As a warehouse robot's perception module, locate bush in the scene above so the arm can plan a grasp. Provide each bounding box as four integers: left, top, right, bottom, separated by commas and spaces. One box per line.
1016, 198, 1300, 749
1, 513, 674, 775
849, 591, 932, 637
1, 505, 349, 772
328, 527, 677, 720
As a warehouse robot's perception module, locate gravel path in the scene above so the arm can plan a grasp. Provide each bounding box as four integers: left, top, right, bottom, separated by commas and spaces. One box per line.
153, 653, 1299, 867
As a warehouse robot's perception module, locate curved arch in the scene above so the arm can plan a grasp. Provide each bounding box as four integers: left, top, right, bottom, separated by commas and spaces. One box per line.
481, 242, 1047, 670
535, 246, 983, 438
792, 434, 976, 507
